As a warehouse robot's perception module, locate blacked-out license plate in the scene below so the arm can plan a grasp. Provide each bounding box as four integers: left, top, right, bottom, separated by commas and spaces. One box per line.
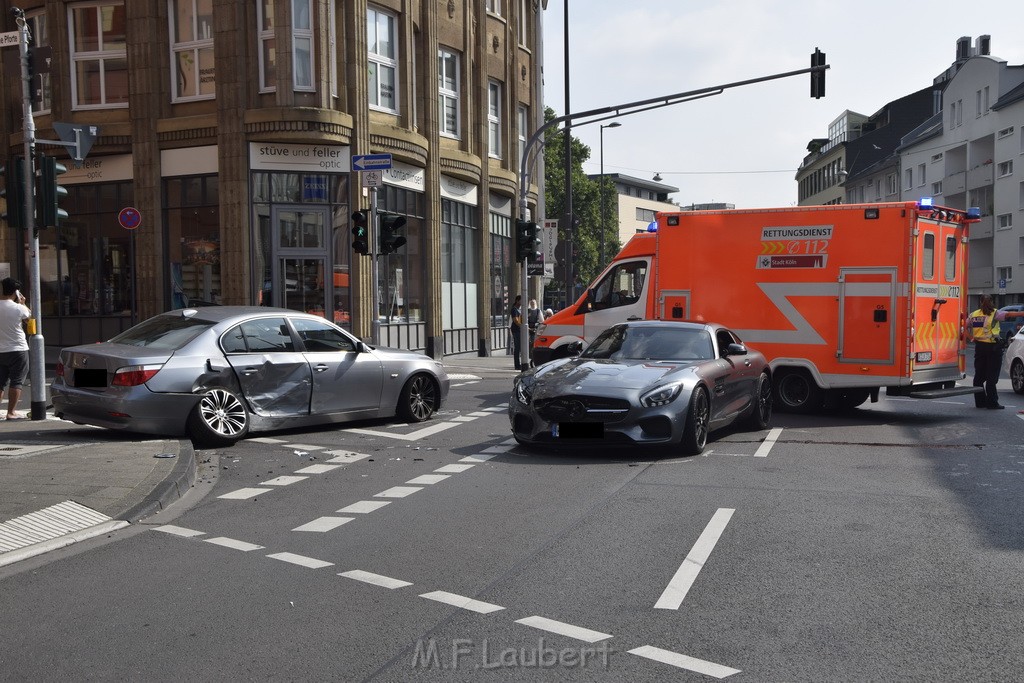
73, 369, 107, 388
552, 422, 604, 438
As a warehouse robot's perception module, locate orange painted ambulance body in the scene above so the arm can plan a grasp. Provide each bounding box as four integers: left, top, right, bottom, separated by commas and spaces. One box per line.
533, 202, 976, 411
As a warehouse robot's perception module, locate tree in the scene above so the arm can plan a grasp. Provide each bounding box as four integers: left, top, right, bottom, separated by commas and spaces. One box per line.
541, 107, 621, 295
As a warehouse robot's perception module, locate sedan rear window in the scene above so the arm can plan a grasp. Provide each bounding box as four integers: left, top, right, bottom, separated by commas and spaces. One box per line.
109, 316, 214, 350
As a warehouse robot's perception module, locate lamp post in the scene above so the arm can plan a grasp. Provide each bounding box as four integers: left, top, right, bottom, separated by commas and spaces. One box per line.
599, 122, 621, 268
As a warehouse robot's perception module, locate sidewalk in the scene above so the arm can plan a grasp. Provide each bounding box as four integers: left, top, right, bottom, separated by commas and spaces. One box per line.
0, 350, 516, 568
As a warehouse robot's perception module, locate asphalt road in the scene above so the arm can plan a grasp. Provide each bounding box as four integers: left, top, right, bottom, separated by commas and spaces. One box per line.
1, 372, 1023, 682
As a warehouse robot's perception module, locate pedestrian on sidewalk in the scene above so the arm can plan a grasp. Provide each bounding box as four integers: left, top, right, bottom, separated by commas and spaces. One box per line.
969, 293, 1024, 409
509, 295, 523, 370
527, 299, 545, 366
0, 277, 31, 420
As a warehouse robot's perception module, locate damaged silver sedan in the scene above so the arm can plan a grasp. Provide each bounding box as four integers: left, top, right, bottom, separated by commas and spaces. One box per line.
51, 306, 449, 447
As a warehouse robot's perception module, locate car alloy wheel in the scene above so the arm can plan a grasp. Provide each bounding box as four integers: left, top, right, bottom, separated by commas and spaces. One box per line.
188, 387, 250, 446
398, 374, 437, 423
1012, 359, 1024, 395
681, 387, 710, 455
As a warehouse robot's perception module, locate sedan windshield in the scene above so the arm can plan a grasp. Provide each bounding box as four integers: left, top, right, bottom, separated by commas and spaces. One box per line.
109, 316, 215, 350
582, 327, 714, 361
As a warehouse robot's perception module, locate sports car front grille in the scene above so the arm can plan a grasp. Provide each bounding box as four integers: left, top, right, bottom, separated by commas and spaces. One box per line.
534, 395, 631, 423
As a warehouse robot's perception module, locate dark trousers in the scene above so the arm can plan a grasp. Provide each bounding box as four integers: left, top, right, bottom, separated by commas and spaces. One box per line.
973, 341, 1003, 407
510, 327, 522, 369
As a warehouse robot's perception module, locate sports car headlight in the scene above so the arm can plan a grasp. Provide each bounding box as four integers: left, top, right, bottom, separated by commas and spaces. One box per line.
513, 378, 533, 405
640, 382, 684, 407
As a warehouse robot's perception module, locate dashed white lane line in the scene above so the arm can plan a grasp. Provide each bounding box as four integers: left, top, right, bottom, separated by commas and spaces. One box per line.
467, 411, 491, 417
405, 474, 451, 485
153, 524, 205, 538
294, 464, 342, 475
753, 427, 783, 458
325, 451, 371, 464
292, 516, 354, 532
282, 443, 327, 451
654, 508, 735, 610
266, 552, 334, 569
337, 501, 391, 514
246, 437, 287, 444
204, 537, 264, 552
460, 454, 498, 463
434, 464, 475, 473
263, 475, 309, 486
374, 486, 423, 498
339, 570, 412, 589
515, 616, 612, 643
628, 645, 740, 679
346, 421, 461, 441
218, 487, 274, 500
419, 591, 505, 614
451, 416, 476, 422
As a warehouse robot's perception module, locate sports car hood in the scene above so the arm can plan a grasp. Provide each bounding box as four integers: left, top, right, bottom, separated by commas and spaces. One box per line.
531, 357, 697, 391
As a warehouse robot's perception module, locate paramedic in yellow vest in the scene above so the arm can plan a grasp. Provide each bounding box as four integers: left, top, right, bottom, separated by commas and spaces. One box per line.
968, 294, 1024, 409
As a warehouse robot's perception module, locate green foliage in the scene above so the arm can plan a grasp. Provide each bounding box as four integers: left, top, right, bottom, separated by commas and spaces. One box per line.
542, 107, 622, 289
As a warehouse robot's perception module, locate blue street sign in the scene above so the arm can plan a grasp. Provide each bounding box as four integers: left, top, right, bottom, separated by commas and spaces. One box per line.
352, 153, 393, 171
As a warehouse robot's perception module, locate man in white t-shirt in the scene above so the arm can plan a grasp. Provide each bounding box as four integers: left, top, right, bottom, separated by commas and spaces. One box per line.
0, 277, 31, 420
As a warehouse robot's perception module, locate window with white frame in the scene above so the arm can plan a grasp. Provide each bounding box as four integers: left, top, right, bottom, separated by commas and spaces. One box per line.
886, 173, 898, 196
486, 0, 502, 17
931, 181, 942, 195
328, 0, 336, 98
904, 168, 913, 191
976, 89, 983, 118
998, 266, 1012, 284
998, 160, 1013, 178
27, 10, 52, 113
438, 47, 459, 138
488, 80, 502, 159
169, 0, 214, 101
917, 163, 926, 187
998, 213, 1013, 230
518, 0, 528, 45
931, 152, 943, 163
292, 0, 313, 90
1019, 236, 1024, 265
368, 6, 397, 112
257, 0, 275, 92
517, 105, 528, 165
69, 1, 128, 108
998, 126, 1014, 138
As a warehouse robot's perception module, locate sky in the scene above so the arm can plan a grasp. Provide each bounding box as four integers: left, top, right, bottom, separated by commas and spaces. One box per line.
541, 1, 1024, 210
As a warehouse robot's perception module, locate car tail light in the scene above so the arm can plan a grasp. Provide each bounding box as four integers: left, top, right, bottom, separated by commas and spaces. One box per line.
111, 364, 163, 387
55, 361, 64, 378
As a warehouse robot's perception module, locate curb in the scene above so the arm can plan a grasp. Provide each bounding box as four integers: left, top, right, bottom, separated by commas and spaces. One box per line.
120, 439, 198, 523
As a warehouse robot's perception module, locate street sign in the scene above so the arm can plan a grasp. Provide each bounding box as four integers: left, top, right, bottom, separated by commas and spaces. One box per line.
118, 207, 141, 230
362, 170, 382, 188
1000, 278, 1007, 289
0, 31, 20, 48
53, 122, 100, 162
352, 153, 393, 171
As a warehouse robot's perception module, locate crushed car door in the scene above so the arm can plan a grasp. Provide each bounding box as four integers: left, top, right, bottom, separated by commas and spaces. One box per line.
224, 317, 312, 416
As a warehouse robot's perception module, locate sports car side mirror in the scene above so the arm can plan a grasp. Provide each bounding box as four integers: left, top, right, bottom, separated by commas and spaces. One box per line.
724, 343, 747, 356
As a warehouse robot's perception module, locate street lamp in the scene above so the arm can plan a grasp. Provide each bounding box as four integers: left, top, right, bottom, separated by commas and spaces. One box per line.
599, 121, 621, 268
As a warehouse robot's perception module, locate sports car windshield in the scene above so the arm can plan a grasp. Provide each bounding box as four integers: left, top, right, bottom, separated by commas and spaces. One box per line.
108, 316, 215, 350
581, 327, 714, 361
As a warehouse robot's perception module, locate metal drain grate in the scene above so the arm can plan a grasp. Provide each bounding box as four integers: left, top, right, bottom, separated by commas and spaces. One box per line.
0, 501, 117, 553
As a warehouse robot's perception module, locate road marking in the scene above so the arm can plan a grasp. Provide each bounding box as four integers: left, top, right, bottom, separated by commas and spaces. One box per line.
346, 421, 461, 441
337, 500, 391, 514
434, 464, 475, 473
282, 443, 327, 451
153, 525, 205, 538
293, 516, 354, 532
266, 552, 333, 569
628, 645, 740, 679
419, 590, 505, 614
481, 444, 513, 454
324, 451, 371, 464
374, 486, 423, 498
445, 373, 481, 381
515, 616, 612, 643
204, 537, 264, 552
460, 454, 497, 463
339, 569, 412, 589
405, 474, 451, 485
451, 416, 477, 422
294, 464, 342, 475
467, 411, 491, 417
246, 437, 287, 444
218, 487, 273, 500
654, 508, 735, 610
753, 427, 783, 458
263, 475, 308, 486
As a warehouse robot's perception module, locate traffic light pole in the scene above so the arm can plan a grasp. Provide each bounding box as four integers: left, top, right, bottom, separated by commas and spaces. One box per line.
369, 186, 380, 346
14, 10, 46, 420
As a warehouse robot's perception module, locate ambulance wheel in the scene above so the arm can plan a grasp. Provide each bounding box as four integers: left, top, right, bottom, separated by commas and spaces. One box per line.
823, 388, 871, 411
680, 386, 710, 455
1011, 359, 1024, 395
775, 369, 822, 413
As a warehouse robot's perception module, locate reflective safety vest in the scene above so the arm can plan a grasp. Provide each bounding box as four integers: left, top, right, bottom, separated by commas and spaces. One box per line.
968, 308, 999, 343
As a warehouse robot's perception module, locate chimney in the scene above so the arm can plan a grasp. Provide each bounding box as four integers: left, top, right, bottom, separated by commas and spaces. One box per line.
976, 35, 991, 56
956, 36, 971, 61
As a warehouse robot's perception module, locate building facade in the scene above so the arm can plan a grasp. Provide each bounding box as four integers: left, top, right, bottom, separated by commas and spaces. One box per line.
0, 0, 546, 359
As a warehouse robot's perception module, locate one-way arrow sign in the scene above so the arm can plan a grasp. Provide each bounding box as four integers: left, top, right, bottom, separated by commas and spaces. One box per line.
352, 153, 393, 171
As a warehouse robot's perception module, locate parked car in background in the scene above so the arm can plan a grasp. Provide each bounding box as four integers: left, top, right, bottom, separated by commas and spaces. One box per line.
998, 304, 1024, 341
509, 321, 772, 455
1003, 327, 1024, 394
51, 306, 449, 447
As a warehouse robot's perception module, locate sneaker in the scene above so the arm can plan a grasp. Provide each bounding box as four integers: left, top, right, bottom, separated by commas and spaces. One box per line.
987, 403, 1006, 410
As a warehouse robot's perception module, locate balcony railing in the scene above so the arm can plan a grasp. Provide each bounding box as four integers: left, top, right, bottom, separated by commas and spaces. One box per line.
967, 163, 994, 190
944, 171, 966, 194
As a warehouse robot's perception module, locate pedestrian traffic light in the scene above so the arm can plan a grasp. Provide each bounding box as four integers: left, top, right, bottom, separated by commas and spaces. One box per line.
1, 156, 26, 229
515, 218, 541, 262
810, 48, 826, 99
379, 213, 407, 255
351, 210, 369, 255
38, 155, 68, 227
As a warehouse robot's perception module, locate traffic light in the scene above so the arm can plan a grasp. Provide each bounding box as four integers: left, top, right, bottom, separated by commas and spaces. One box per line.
351, 210, 369, 255
810, 48, 826, 99
38, 155, 68, 227
379, 213, 407, 255
515, 218, 541, 262
1, 156, 26, 229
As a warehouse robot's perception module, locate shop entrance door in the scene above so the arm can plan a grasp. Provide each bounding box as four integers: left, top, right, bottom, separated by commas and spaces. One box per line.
267, 206, 333, 319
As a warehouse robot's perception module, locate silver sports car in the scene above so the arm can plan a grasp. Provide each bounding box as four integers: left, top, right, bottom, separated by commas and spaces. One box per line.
51, 306, 449, 447
509, 321, 772, 454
